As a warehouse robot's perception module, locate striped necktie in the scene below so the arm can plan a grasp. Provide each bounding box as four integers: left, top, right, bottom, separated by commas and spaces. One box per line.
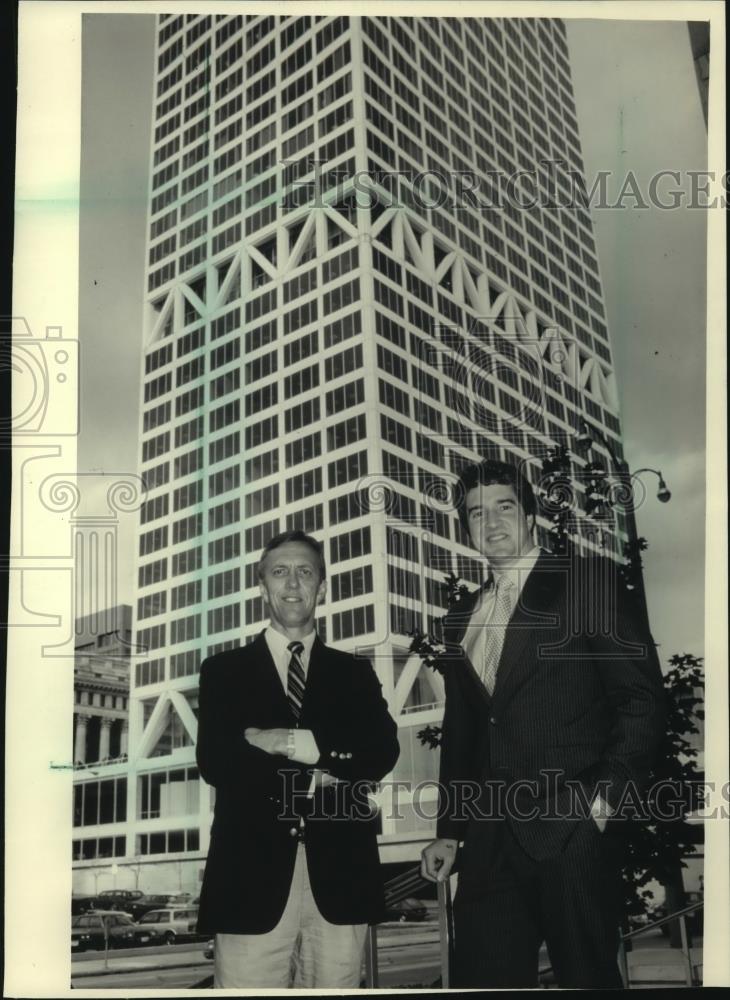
287, 640, 306, 721
481, 576, 516, 696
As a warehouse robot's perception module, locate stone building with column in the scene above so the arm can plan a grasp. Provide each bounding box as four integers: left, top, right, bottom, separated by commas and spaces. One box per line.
73, 604, 133, 765
73, 605, 134, 883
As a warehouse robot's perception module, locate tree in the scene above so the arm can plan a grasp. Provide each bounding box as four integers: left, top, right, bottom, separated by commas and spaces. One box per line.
622, 653, 704, 943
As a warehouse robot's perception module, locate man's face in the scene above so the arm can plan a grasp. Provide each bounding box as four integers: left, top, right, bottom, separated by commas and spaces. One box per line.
258, 541, 326, 638
465, 483, 534, 568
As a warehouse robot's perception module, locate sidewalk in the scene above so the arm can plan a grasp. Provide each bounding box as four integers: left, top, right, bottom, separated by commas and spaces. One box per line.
72, 942, 207, 979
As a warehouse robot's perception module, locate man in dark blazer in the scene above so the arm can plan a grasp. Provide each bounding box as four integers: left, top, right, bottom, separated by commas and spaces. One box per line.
196, 530, 399, 988
421, 459, 666, 988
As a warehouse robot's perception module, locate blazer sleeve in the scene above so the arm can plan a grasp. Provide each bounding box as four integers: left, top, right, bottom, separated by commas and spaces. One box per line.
309, 657, 399, 784
436, 649, 480, 841
195, 655, 279, 793
584, 562, 668, 813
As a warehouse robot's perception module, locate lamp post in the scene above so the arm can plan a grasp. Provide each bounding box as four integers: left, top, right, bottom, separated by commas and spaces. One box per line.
574, 419, 671, 631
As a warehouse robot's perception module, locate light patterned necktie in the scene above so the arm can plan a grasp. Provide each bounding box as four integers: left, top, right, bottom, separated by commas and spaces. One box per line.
286, 640, 306, 720
481, 576, 516, 696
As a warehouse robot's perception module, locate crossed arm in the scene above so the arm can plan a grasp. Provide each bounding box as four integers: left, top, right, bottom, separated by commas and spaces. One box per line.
196, 656, 399, 790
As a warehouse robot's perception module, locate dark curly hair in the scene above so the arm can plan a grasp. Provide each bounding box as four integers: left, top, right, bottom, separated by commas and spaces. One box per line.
454, 459, 536, 535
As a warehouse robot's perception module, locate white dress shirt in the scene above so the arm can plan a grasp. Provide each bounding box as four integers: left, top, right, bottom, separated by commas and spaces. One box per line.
265, 624, 317, 690
462, 546, 542, 671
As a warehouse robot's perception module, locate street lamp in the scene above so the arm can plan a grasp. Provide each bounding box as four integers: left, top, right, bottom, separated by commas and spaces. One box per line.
635, 469, 672, 504
576, 421, 671, 506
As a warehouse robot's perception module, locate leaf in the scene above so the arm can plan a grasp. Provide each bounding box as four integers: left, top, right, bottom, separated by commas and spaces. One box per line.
417, 725, 443, 749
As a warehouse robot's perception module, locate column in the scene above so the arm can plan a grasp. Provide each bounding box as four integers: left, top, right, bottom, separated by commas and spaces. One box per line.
99, 717, 112, 760
74, 714, 89, 764
120, 722, 129, 758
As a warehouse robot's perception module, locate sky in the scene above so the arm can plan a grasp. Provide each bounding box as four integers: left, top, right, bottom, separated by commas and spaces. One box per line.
567, 18, 707, 658
78, 12, 709, 662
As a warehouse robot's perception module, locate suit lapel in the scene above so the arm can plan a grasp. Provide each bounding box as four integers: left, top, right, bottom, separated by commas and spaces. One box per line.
492, 552, 565, 703
442, 584, 495, 709
299, 634, 327, 723
443, 582, 487, 646
246, 630, 292, 718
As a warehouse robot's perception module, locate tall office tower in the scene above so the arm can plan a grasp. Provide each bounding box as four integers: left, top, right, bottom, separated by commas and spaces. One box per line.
119, 14, 625, 884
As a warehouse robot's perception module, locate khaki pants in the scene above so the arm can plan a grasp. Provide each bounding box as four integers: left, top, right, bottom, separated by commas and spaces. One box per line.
214, 844, 367, 989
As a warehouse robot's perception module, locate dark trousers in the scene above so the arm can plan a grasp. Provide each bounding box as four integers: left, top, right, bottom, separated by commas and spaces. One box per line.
452, 817, 626, 989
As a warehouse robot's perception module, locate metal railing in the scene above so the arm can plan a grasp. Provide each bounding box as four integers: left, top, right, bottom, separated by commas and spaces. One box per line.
401, 700, 443, 715
363, 863, 453, 988
73, 754, 129, 770
536, 899, 705, 988
617, 900, 704, 988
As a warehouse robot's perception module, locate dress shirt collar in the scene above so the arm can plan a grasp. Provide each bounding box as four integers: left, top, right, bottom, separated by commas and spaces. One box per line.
264, 625, 317, 674
466, 547, 543, 637
487, 545, 542, 595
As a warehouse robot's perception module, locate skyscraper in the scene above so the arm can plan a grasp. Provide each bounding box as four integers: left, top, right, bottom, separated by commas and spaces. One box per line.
73, 13, 628, 887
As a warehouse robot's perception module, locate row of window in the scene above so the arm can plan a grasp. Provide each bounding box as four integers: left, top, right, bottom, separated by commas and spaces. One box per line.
73, 778, 127, 827
139, 386, 617, 511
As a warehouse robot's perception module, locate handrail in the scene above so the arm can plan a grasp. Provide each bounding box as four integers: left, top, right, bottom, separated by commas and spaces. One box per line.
621, 899, 703, 941
382, 865, 435, 907
620, 899, 703, 988
540, 900, 704, 986
364, 862, 454, 988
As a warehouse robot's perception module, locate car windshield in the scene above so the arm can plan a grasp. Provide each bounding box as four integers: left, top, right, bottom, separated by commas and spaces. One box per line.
142, 911, 167, 923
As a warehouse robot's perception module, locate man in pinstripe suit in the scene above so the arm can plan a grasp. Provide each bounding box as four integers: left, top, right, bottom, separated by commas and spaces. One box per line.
421, 460, 666, 988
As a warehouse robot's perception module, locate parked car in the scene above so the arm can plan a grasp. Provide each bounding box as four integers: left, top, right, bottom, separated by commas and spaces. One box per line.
71, 893, 97, 916
71, 911, 147, 951
91, 889, 144, 911
134, 906, 200, 945
203, 938, 214, 960
383, 898, 429, 923
128, 892, 192, 920
626, 910, 652, 932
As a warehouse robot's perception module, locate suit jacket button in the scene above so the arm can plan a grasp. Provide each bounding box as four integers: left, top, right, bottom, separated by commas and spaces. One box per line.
289, 827, 299, 837
345, 752, 353, 759
489, 716, 497, 725
339, 752, 347, 759
330, 751, 338, 758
